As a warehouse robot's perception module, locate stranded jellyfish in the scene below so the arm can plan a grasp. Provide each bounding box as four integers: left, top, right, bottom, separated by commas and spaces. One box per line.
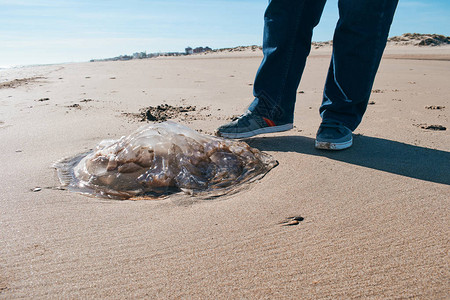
55, 121, 277, 199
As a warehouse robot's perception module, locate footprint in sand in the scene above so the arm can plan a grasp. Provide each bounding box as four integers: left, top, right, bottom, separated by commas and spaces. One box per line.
279, 216, 304, 226
415, 123, 447, 131
422, 125, 447, 131
425, 105, 445, 110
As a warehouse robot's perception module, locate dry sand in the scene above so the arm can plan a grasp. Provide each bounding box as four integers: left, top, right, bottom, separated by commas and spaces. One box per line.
0, 44, 449, 299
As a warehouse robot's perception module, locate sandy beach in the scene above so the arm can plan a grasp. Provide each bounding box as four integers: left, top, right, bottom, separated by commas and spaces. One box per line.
1, 43, 449, 298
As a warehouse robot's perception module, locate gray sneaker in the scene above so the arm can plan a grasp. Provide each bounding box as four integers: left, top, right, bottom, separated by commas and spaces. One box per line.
217, 110, 293, 139
315, 121, 353, 150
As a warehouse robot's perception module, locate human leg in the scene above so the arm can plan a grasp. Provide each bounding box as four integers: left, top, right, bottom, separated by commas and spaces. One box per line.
319, 0, 399, 131
251, 0, 327, 123
217, 0, 327, 138
315, 0, 398, 150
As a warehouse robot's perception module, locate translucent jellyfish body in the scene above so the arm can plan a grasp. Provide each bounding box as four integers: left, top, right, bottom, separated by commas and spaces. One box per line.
55, 122, 277, 199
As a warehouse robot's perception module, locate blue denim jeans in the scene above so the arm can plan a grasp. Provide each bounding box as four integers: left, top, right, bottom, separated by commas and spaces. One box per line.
249, 0, 398, 131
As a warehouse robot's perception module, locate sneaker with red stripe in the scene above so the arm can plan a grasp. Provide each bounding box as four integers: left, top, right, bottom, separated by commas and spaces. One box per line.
216, 110, 293, 139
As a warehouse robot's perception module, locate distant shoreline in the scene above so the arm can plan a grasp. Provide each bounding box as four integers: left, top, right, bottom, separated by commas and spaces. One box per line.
1, 33, 448, 70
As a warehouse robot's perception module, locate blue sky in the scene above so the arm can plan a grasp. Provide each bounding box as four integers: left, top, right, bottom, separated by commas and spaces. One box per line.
0, 0, 449, 67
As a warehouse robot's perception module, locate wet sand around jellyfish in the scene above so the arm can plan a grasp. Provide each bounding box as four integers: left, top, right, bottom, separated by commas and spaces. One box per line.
54, 121, 278, 199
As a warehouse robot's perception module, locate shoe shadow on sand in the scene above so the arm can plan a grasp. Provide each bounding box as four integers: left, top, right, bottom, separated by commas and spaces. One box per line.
245, 135, 450, 185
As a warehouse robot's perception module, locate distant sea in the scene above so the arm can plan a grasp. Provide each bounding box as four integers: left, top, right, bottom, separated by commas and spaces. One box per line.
0, 62, 68, 70
0, 64, 22, 70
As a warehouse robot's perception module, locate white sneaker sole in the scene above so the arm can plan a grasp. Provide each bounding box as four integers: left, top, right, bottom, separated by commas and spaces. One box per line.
315, 137, 353, 150
219, 123, 293, 139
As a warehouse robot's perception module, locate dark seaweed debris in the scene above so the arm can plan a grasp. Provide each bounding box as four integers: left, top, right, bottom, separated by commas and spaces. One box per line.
139, 104, 196, 122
